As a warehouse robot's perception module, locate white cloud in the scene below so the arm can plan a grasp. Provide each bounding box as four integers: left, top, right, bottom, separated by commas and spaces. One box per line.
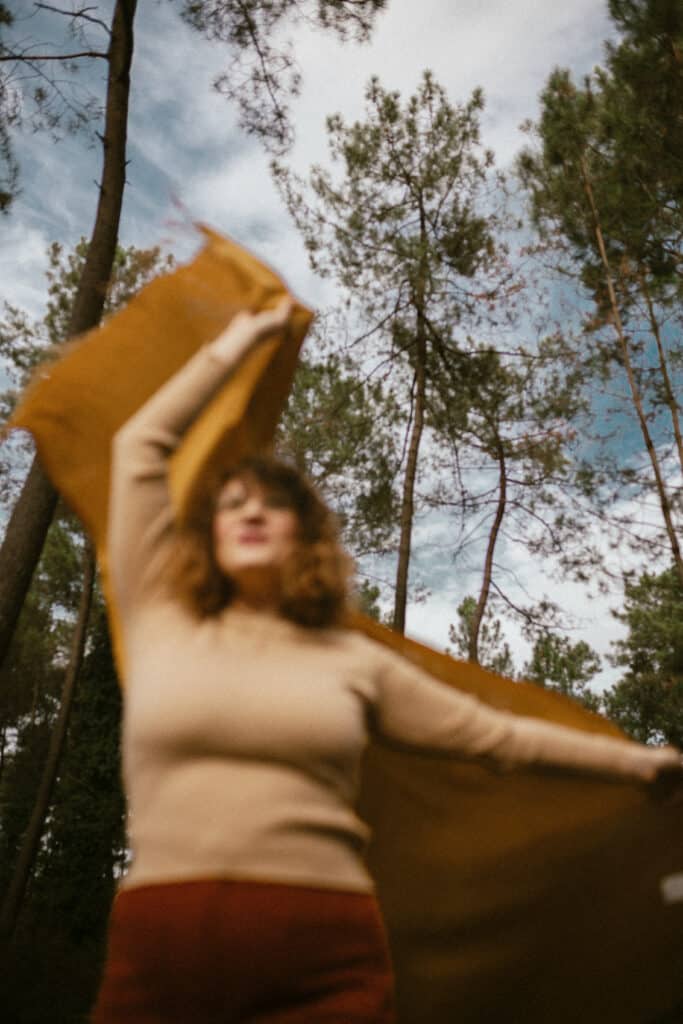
0, 219, 52, 318
285, 0, 614, 170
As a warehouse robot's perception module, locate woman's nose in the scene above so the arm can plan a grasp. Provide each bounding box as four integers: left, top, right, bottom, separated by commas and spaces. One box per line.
240, 495, 266, 520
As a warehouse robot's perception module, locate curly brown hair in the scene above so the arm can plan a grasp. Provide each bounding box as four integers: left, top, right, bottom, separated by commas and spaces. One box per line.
162, 456, 353, 628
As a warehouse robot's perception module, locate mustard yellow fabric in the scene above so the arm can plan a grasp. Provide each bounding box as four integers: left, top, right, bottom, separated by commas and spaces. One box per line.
9, 229, 683, 1023
11, 227, 313, 670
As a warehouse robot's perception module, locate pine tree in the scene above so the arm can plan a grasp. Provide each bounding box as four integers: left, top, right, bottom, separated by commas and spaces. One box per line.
603, 566, 683, 747
275, 71, 513, 632
448, 596, 516, 677
277, 345, 400, 559
523, 632, 601, 712
517, 1, 683, 585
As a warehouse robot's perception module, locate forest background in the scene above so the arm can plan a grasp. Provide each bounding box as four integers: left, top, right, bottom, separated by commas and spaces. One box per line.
0, 1, 681, 1021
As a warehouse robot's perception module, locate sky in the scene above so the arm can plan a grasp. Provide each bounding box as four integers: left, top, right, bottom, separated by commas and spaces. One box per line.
0, 0, 644, 687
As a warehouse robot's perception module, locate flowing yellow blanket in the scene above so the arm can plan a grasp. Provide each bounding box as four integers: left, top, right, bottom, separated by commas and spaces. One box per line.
10, 228, 683, 1023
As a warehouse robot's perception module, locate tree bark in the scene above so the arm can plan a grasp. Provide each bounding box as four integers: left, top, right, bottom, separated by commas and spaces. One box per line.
469, 433, 507, 663
393, 207, 430, 635
0, 544, 96, 944
580, 158, 683, 587
0, 461, 58, 669
393, 339, 426, 634
0, 0, 137, 673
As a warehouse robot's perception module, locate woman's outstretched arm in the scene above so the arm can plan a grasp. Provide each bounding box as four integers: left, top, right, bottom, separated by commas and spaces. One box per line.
107, 299, 294, 611
371, 644, 681, 782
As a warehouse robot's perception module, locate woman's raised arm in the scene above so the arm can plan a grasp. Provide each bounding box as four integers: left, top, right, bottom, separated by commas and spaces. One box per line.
107, 299, 294, 611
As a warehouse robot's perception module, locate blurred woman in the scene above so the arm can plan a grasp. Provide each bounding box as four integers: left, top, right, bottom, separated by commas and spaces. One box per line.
92, 298, 680, 1024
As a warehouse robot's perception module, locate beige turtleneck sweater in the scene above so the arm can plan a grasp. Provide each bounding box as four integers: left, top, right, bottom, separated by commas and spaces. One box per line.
108, 332, 679, 894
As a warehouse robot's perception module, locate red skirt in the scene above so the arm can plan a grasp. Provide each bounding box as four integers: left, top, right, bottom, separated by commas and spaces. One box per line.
91, 879, 396, 1023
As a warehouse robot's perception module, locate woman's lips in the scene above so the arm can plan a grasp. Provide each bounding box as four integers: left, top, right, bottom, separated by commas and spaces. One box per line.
237, 532, 268, 544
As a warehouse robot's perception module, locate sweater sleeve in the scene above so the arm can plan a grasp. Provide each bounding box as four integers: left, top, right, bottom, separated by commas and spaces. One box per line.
107, 340, 241, 611
371, 645, 680, 782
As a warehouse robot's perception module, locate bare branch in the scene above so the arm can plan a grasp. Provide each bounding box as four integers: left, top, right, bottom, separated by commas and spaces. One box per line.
0, 51, 107, 61
35, 2, 112, 35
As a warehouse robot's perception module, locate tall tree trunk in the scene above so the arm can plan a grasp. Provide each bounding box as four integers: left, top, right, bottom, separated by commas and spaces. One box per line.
580, 157, 683, 587
393, 208, 430, 635
469, 433, 507, 663
0, 0, 137, 674
0, 544, 96, 944
393, 342, 426, 634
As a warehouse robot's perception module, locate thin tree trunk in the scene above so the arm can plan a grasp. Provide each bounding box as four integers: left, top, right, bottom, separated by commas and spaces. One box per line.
469, 434, 507, 664
639, 270, 683, 477
393, 353, 426, 634
580, 158, 683, 586
393, 206, 430, 635
0, 544, 96, 944
0, 0, 137, 674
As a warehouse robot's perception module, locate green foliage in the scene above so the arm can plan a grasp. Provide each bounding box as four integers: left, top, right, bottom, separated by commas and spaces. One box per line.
180, 0, 386, 150
275, 70, 498, 322
0, 511, 123, 1022
1, 240, 174, 381
0, 519, 84, 895
603, 566, 683, 746
518, 52, 683, 311
0, 237, 170, 1016
0, 718, 53, 900
1, 240, 174, 508
277, 69, 584, 645
276, 71, 518, 628
448, 596, 516, 676
277, 349, 400, 555
604, 0, 683, 285
355, 579, 382, 620
0, 606, 124, 1024
517, 2, 683, 582
30, 608, 125, 945
44, 239, 175, 350
523, 632, 601, 712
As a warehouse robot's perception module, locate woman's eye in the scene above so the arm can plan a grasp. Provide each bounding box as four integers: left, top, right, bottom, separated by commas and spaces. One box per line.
217, 495, 244, 511
265, 493, 291, 509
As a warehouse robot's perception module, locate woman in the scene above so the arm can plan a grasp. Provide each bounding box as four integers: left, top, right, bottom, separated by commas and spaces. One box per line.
93, 298, 681, 1024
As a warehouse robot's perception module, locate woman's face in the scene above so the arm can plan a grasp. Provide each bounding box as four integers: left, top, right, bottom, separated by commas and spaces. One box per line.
213, 473, 300, 582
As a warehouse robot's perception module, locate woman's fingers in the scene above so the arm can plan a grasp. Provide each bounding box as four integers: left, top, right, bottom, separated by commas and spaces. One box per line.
249, 296, 295, 340
210, 297, 296, 364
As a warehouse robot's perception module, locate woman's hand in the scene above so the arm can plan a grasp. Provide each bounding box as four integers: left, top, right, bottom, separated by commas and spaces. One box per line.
210, 297, 295, 364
